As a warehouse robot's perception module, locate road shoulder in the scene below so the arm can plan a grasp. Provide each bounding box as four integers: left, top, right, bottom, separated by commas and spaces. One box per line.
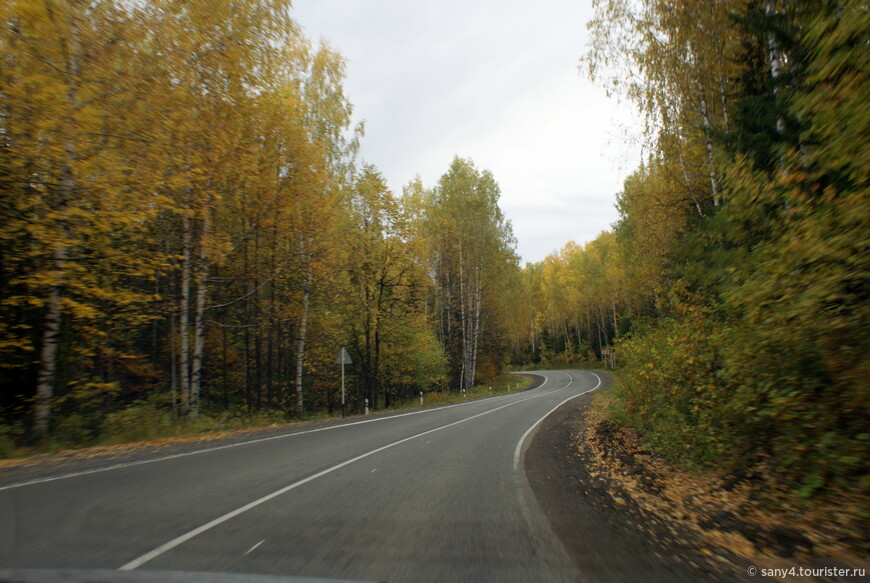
524, 379, 736, 583
525, 379, 869, 583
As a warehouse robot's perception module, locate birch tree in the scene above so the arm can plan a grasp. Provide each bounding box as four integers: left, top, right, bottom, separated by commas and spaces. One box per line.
0, 0, 165, 436
425, 157, 518, 391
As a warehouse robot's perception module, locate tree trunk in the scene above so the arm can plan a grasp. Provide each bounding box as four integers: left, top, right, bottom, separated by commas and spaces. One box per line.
267, 214, 278, 408
375, 322, 382, 409
222, 326, 229, 410
698, 84, 721, 206
586, 311, 593, 349
765, 0, 793, 206
170, 310, 178, 417
253, 227, 262, 409
458, 245, 468, 391
243, 234, 252, 413
599, 304, 610, 346
294, 270, 311, 418
596, 317, 603, 356
374, 270, 385, 409
179, 213, 192, 416
611, 300, 618, 339
530, 315, 536, 356
677, 139, 705, 216
266, 327, 274, 408
765, 0, 785, 136
191, 211, 209, 419
34, 6, 82, 437
34, 247, 66, 437
469, 273, 482, 389
575, 320, 582, 353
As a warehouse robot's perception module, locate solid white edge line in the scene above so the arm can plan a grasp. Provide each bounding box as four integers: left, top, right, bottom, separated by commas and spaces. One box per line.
512, 372, 602, 472
118, 379, 567, 571
0, 376, 546, 493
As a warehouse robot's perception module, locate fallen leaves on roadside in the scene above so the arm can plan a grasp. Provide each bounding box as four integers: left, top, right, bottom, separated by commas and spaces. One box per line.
577, 392, 868, 574
0, 421, 290, 471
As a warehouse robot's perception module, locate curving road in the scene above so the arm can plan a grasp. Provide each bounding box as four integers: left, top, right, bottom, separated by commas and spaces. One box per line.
0, 371, 601, 582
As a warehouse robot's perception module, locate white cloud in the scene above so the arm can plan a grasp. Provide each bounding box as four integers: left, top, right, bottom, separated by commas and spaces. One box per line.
292, 0, 643, 263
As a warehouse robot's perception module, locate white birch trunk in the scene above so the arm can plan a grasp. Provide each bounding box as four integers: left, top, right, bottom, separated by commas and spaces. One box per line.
34, 247, 66, 436
458, 244, 468, 391
469, 271, 482, 389
698, 84, 721, 206
677, 140, 705, 216
765, 0, 785, 135
34, 10, 81, 436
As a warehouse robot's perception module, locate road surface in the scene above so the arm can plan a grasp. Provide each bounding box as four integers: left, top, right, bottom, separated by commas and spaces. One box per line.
0, 371, 600, 582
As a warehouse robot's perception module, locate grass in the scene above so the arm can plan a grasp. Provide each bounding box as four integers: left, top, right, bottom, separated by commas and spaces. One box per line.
392, 372, 538, 409
0, 407, 292, 461
1, 373, 540, 461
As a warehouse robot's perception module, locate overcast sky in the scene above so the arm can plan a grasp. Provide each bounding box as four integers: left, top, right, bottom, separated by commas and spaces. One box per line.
291, 0, 642, 264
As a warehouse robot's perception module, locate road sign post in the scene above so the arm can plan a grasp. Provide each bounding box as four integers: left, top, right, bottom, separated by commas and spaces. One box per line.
335, 347, 352, 416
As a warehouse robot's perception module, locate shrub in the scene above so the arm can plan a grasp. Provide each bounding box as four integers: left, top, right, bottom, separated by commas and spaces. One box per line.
0, 425, 15, 458
99, 401, 175, 443
52, 413, 98, 448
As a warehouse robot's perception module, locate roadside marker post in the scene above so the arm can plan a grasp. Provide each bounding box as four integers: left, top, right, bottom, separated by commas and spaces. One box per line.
365, 398, 369, 415
420, 391, 424, 406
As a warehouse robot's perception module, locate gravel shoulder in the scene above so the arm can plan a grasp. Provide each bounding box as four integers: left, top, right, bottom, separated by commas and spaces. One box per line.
524, 375, 868, 583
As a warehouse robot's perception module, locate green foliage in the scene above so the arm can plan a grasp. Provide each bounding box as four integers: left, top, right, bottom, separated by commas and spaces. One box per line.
381, 322, 448, 394
51, 413, 99, 448
0, 425, 15, 458
99, 401, 175, 444
1, 0, 448, 436
614, 298, 730, 469
578, 0, 870, 500
417, 157, 520, 391
0, 0, 520, 440
616, 296, 869, 495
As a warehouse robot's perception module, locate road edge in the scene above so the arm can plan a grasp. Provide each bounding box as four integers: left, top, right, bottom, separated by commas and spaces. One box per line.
523, 374, 741, 583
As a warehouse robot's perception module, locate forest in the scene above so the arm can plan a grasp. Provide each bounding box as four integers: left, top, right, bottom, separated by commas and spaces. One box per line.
0, 0, 521, 449
1, 0, 867, 502
525, 0, 867, 498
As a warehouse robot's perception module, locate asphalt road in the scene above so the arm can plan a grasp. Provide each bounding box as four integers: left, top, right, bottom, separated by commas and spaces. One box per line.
0, 371, 601, 583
